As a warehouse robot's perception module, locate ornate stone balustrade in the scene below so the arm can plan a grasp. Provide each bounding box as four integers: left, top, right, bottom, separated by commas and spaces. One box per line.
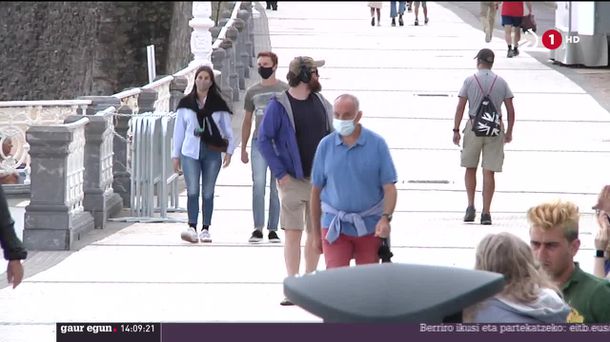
142, 75, 173, 113
0, 100, 91, 184
24, 117, 94, 250
64, 106, 123, 229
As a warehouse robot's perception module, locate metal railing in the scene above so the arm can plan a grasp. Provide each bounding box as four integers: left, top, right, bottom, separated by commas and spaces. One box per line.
109, 112, 184, 223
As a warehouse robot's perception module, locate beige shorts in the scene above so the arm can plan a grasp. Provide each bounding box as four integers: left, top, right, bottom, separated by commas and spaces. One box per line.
461, 120, 505, 172
277, 177, 312, 232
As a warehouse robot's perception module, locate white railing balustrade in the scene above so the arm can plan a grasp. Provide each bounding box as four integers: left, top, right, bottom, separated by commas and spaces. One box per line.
65, 119, 88, 214
97, 107, 116, 194
142, 75, 173, 113
174, 63, 202, 96
113, 88, 141, 114
0, 100, 92, 182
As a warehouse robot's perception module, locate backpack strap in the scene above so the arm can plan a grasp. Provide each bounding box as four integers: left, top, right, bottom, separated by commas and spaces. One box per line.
473, 74, 498, 96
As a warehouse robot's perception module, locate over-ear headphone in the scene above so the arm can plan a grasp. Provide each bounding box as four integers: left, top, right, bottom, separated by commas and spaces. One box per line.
298, 57, 311, 83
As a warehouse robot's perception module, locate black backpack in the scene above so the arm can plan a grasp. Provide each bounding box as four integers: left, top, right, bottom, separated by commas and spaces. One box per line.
472, 75, 501, 137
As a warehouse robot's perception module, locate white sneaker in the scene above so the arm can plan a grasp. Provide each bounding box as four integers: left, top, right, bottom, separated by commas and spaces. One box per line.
199, 229, 212, 243
181, 227, 198, 243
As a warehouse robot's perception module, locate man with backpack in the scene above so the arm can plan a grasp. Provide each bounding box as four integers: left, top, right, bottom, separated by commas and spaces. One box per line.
452, 48, 515, 225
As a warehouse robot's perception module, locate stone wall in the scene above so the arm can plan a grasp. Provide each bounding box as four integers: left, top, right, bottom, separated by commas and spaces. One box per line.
0, 2, 192, 101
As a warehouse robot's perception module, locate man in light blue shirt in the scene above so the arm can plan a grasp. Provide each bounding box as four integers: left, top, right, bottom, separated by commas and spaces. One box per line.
310, 94, 397, 269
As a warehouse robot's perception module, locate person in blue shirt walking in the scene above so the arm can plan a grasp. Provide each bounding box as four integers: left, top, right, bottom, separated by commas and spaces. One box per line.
310, 94, 397, 269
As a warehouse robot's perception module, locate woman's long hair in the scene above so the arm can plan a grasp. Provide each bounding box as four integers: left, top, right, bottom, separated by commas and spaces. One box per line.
475, 232, 559, 303
186, 65, 231, 113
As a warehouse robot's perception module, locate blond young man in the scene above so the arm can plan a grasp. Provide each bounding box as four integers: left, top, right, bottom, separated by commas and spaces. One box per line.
528, 200, 610, 323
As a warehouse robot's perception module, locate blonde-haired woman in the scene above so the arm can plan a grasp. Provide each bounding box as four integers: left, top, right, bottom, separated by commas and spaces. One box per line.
465, 232, 570, 323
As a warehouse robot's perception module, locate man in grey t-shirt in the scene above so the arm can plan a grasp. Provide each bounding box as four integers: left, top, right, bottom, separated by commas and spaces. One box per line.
241, 51, 289, 244
452, 48, 515, 225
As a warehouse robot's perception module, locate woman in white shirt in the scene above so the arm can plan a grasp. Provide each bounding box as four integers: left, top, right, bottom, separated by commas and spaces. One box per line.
172, 65, 235, 243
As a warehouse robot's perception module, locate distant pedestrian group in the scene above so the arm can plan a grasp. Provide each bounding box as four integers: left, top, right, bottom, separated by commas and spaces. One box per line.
368, 1, 429, 27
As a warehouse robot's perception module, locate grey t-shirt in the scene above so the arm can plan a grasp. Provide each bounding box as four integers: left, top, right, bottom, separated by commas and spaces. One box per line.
244, 81, 289, 137
458, 69, 514, 119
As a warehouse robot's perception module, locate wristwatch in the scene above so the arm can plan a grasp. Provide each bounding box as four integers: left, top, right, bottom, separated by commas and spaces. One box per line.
382, 213, 393, 222
596, 250, 605, 258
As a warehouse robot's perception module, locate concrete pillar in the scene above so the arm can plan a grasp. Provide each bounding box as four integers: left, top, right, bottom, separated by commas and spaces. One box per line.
233, 17, 249, 84
189, 2, 215, 68
240, 2, 256, 64
220, 38, 239, 101
78, 96, 130, 212
212, 47, 233, 102
64, 110, 123, 229
23, 118, 94, 250
237, 9, 253, 71
227, 24, 245, 91
138, 88, 158, 114
170, 76, 189, 111
113, 105, 132, 208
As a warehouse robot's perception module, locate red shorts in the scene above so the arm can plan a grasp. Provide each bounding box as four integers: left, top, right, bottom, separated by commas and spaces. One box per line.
322, 228, 381, 269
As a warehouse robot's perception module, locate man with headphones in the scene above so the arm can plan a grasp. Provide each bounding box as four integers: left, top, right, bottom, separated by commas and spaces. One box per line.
257, 56, 333, 306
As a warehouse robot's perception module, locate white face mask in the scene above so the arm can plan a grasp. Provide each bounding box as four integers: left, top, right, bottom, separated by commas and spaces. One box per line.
333, 118, 356, 136
197, 79, 212, 91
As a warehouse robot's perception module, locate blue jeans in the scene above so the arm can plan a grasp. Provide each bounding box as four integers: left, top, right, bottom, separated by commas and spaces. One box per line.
181, 141, 222, 227
251, 138, 279, 231
390, 1, 406, 18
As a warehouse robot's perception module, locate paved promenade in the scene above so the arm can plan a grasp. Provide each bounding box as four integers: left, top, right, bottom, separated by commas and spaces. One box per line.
1, 2, 609, 341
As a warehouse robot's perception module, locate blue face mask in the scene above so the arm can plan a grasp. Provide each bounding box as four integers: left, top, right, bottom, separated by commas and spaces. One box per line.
333, 118, 356, 136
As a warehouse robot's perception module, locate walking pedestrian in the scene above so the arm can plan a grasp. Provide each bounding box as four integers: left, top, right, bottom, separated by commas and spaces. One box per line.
310, 94, 397, 269
413, 1, 429, 26
501, 1, 533, 57
481, 2, 499, 43
172, 65, 236, 243
368, 2, 382, 26
257, 56, 333, 305
390, 1, 406, 26
452, 48, 515, 225
241, 51, 289, 244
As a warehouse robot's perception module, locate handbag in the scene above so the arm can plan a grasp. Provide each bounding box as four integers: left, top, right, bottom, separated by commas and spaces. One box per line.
203, 116, 229, 153
206, 138, 228, 153
521, 14, 536, 32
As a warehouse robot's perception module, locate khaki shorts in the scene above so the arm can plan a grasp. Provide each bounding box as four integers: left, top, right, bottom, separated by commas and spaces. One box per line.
461, 120, 505, 172
277, 177, 312, 232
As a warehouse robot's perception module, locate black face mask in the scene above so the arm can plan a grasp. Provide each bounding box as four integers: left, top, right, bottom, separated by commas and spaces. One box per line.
258, 66, 274, 79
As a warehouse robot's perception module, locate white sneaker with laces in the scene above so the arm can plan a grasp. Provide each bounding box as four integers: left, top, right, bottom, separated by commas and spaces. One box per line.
181, 227, 198, 243
199, 229, 212, 243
